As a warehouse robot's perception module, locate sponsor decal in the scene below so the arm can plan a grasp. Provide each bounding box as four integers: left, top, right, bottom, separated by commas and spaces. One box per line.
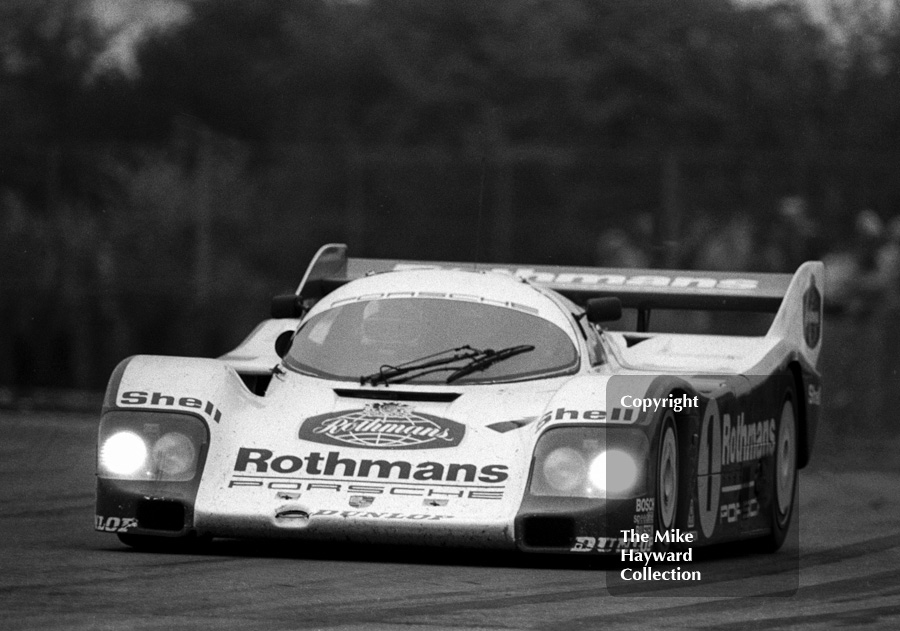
803, 278, 822, 349
393, 264, 761, 291
720, 498, 759, 523
571, 536, 596, 552
807, 384, 822, 406
609, 408, 635, 422
118, 390, 222, 423
721, 480, 755, 494
349, 495, 374, 508
299, 402, 465, 449
234, 448, 508, 483
312, 509, 453, 521
569, 536, 652, 553
634, 498, 655, 524
487, 417, 538, 433
229, 479, 504, 500
722, 414, 776, 466
697, 399, 722, 539
537, 407, 609, 429
634, 513, 653, 526
95, 516, 138, 533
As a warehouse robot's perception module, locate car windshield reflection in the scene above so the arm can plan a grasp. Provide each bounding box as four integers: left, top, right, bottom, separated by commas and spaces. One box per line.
284, 298, 578, 384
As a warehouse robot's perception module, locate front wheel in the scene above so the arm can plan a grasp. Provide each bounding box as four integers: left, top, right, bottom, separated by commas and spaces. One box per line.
653, 413, 679, 550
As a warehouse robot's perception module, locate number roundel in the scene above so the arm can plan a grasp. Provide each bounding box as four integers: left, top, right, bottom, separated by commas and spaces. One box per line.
696, 398, 722, 539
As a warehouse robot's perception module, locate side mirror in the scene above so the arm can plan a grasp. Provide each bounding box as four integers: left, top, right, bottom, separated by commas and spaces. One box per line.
271, 294, 304, 318
275, 330, 294, 358
585, 297, 622, 323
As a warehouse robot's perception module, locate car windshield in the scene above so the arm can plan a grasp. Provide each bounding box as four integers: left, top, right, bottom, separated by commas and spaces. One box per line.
284, 297, 579, 384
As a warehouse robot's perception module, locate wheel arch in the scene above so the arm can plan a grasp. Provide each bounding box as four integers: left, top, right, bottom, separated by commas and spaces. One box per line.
787, 361, 811, 469
658, 386, 698, 535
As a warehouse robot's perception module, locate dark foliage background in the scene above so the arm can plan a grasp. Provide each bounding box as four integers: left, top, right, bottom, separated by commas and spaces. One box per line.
2, 0, 899, 418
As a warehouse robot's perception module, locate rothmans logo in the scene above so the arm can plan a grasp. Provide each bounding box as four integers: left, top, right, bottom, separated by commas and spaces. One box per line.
298, 403, 465, 449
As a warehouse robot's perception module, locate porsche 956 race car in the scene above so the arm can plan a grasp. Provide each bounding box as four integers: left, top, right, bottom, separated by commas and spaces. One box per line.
96, 244, 823, 555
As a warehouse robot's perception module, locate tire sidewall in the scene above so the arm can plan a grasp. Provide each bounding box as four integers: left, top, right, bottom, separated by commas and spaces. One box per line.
653, 412, 679, 551
768, 389, 798, 549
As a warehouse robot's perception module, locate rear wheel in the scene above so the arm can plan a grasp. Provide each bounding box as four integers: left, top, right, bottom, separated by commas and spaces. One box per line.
757, 389, 797, 552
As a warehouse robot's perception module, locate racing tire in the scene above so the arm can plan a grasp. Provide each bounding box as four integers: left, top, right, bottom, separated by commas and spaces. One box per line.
756, 388, 798, 553
653, 412, 679, 551
117, 532, 210, 552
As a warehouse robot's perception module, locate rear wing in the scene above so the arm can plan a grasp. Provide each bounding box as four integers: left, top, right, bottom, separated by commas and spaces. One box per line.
289, 242, 796, 307
278, 244, 822, 350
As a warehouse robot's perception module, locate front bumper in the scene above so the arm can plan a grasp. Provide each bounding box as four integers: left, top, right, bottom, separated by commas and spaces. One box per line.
96, 478, 647, 553
515, 496, 654, 554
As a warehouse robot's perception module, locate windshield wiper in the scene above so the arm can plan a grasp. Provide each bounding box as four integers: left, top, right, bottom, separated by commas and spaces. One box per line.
445, 345, 535, 384
360, 346, 482, 386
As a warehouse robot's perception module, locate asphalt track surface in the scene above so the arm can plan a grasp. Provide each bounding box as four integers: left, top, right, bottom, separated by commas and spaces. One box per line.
2, 412, 900, 630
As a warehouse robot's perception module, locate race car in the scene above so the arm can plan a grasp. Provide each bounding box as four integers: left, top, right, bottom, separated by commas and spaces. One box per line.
95, 244, 823, 555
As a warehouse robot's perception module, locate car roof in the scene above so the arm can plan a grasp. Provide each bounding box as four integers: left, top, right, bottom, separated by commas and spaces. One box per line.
307, 268, 578, 336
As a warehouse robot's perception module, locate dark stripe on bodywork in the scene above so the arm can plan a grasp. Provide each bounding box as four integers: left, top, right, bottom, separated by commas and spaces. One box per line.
102, 356, 136, 413
333, 389, 460, 402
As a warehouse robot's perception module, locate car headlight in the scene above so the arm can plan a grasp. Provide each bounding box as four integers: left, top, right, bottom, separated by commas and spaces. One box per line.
530, 428, 648, 498
151, 432, 198, 478
542, 447, 586, 493
99, 431, 148, 476
587, 449, 639, 495
98, 412, 207, 481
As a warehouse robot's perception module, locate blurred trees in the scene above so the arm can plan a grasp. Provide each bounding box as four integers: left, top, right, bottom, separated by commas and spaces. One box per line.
3, 0, 900, 389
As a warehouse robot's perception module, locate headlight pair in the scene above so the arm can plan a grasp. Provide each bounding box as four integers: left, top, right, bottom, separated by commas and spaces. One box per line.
530, 428, 648, 498
98, 412, 207, 482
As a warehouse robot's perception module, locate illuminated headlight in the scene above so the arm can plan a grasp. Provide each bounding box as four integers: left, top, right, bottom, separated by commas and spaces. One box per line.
98, 412, 207, 481
588, 450, 639, 495
100, 431, 148, 476
529, 428, 648, 499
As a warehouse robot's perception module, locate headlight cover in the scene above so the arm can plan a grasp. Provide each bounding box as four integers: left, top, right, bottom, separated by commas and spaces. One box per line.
98, 412, 208, 481
99, 431, 148, 476
529, 427, 649, 498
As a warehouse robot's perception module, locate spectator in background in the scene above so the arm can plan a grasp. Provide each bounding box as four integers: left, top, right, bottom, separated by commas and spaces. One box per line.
594, 228, 650, 268
823, 209, 889, 315
694, 212, 755, 271
875, 216, 900, 308
762, 196, 822, 272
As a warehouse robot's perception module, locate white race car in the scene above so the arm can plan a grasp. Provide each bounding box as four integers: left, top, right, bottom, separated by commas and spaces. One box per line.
96, 244, 823, 555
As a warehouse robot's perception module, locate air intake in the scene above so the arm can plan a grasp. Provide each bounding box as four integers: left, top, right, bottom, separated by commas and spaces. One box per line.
333, 389, 460, 403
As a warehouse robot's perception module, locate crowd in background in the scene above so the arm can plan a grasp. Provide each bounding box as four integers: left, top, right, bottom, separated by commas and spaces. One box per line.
596, 199, 900, 316
4, 0, 900, 397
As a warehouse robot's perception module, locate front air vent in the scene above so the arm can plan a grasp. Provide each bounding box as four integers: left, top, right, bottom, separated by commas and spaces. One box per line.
333, 389, 460, 402
136, 499, 185, 531
521, 516, 575, 548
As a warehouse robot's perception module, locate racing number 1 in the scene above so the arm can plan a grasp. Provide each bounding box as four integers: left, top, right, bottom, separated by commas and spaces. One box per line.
697, 399, 722, 539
